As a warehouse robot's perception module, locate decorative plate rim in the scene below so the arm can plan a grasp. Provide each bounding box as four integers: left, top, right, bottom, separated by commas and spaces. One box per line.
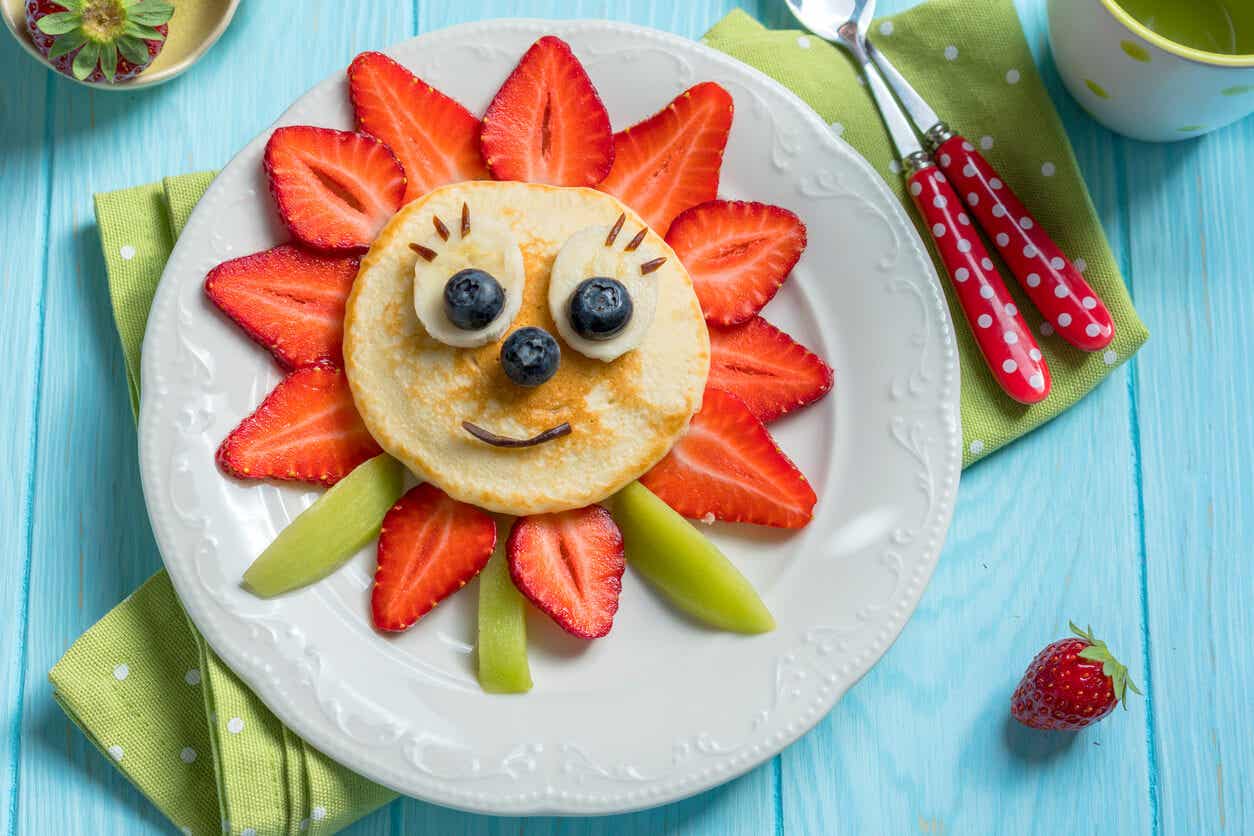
138, 17, 962, 816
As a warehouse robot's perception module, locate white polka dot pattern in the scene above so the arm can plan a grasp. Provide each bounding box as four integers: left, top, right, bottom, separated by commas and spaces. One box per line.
930, 135, 1115, 353
907, 165, 1050, 404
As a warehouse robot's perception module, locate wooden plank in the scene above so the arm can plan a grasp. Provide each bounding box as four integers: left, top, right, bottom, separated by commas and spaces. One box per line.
0, 39, 51, 836
14, 3, 413, 834
777, 0, 1151, 833
1130, 113, 1254, 834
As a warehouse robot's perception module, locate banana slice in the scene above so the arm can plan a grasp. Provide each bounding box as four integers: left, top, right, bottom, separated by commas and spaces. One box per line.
548, 224, 660, 362
413, 215, 524, 348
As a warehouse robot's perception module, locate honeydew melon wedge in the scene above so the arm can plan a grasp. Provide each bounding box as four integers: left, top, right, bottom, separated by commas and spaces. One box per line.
477, 549, 533, 693
614, 481, 775, 634
242, 454, 406, 597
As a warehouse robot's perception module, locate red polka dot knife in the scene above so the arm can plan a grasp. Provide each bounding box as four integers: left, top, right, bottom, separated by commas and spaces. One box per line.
787, 0, 1116, 404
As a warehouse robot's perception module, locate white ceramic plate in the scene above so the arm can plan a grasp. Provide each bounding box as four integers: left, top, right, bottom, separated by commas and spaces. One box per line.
138, 19, 961, 816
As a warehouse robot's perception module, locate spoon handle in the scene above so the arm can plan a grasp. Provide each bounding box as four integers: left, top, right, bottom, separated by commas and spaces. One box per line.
932, 136, 1115, 351
908, 166, 1051, 405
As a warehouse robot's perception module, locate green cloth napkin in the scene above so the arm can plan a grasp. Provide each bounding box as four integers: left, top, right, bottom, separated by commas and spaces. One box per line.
52, 3, 1148, 833
56, 174, 396, 836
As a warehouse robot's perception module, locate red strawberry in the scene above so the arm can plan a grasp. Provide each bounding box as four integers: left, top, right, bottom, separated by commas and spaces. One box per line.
26, 0, 172, 84
1012, 622, 1142, 731
667, 200, 807, 325
641, 389, 816, 529
263, 126, 406, 251
480, 36, 614, 187
708, 317, 833, 423
216, 365, 381, 487
372, 483, 497, 632
348, 51, 490, 204
205, 245, 359, 369
507, 506, 625, 639
597, 82, 733, 233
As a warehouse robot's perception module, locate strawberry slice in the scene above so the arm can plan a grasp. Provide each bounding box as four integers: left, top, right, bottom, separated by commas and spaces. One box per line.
263, 126, 406, 251
666, 200, 807, 325
372, 483, 498, 632
217, 365, 381, 487
480, 36, 614, 186
205, 244, 359, 369
640, 389, 816, 529
708, 317, 833, 423
597, 82, 733, 233
348, 51, 489, 204
507, 506, 625, 639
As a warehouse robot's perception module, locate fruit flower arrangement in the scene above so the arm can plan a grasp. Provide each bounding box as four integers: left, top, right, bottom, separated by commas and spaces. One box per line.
208, 36, 834, 693
26, 0, 174, 83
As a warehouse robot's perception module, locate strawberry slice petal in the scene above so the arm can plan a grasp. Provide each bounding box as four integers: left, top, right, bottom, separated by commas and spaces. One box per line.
216, 365, 382, 487
667, 200, 807, 325
708, 317, 833, 423
507, 506, 625, 639
480, 36, 614, 186
205, 244, 359, 369
348, 51, 489, 204
372, 483, 497, 632
640, 389, 817, 529
597, 81, 733, 234
264, 126, 406, 251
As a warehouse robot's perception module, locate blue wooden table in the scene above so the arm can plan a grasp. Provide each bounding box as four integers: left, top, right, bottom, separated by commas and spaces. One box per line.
2, 0, 1250, 833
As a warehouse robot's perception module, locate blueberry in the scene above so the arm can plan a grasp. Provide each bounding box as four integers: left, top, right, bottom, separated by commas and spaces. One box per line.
500, 327, 560, 387
568, 277, 633, 341
443, 268, 505, 331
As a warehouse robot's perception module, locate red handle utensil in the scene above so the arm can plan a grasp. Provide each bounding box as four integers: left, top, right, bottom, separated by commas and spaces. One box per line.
909, 166, 1051, 404
933, 136, 1114, 351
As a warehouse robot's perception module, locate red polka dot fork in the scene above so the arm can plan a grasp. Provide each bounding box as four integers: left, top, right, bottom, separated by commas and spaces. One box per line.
786, 0, 1116, 404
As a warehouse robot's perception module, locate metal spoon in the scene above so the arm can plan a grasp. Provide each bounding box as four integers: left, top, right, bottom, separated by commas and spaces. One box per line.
863, 39, 1115, 353
786, 0, 1051, 403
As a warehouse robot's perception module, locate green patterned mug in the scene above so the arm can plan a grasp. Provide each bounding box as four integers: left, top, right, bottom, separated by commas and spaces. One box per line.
1047, 0, 1254, 142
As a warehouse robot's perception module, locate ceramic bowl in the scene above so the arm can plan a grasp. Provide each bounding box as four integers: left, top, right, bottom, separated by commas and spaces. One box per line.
1, 0, 240, 90
1047, 0, 1254, 142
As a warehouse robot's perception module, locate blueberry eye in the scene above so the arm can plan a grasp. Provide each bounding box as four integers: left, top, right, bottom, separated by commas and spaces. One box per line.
500, 327, 560, 387
568, 277, 633, 342
444, 268, 505, 331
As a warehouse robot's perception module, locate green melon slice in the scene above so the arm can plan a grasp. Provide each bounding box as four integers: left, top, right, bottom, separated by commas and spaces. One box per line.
477, 549, 533, 693
242, 454, 406, 597
615, 481, 775, 634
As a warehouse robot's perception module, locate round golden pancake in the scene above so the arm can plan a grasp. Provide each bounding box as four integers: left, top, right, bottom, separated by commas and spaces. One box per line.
344, 181, 710, 515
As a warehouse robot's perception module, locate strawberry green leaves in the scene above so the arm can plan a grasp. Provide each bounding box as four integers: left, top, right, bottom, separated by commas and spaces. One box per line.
30, 0, 173, 81
35, 12, 82, 35
71, 41, 101, 80
125, 0, 175, 27
1070, 621, 1143, 707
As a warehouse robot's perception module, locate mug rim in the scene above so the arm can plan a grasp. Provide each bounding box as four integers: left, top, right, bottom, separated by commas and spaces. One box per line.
1101, 0, 1254, 68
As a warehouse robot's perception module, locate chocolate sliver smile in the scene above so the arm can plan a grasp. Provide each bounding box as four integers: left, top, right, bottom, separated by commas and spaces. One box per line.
462, 420, 572, 448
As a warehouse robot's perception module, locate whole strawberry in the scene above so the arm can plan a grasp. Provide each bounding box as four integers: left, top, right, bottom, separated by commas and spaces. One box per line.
1011, 622, 1141, 731
25, 0, 174, 84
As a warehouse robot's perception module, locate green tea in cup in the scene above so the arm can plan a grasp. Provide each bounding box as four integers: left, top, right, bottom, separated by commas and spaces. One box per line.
1048, 0, 1254, 142
1113, 0, 1254, 55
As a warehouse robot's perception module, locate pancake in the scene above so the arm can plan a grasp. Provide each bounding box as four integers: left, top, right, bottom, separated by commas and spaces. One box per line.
344, 180, 709, 515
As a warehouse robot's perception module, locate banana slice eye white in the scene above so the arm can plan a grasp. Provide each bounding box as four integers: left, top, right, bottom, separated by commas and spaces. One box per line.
413, 207, 524, 348
548, 219, 662, 362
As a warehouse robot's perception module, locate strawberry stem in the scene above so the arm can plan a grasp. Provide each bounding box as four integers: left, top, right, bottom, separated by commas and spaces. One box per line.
1070, 620, 1142, 707
80, 0, 127, 42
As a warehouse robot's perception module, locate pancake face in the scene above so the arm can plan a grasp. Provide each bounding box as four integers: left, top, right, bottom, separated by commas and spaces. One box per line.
344, 181, 710, 515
